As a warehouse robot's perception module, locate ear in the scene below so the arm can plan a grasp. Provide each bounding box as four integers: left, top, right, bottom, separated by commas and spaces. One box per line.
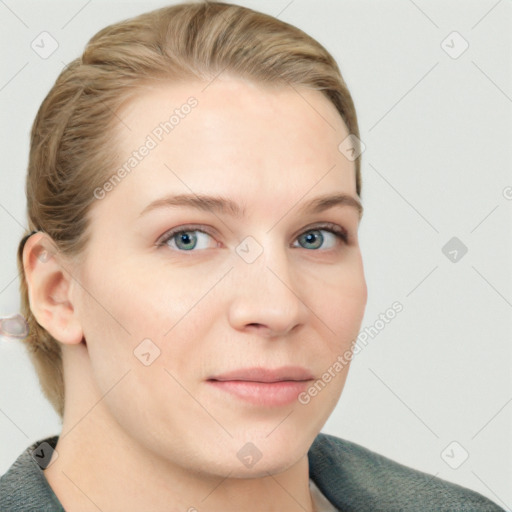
23, 232, 84, 346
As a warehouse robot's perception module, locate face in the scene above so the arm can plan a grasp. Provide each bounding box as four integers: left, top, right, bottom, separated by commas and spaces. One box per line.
70, 77, 367, 477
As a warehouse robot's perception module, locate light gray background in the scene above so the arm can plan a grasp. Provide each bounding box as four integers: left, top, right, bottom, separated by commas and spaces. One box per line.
1, 0, 511, 508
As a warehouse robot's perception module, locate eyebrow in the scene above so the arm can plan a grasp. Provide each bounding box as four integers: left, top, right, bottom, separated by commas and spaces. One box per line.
139, 192, 363, 219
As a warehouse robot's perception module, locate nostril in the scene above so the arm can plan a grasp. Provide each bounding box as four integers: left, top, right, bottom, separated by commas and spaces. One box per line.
247, 323, 266, 330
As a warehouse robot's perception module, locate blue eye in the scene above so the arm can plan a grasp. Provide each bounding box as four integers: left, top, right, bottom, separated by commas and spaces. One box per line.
159, 228, 216, 251
157, 223, 348, 252
294, 228, 345, 250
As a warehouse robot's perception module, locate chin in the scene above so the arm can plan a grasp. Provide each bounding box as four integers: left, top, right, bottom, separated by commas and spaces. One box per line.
224, 448, 306, 480
232, 430, 312, 477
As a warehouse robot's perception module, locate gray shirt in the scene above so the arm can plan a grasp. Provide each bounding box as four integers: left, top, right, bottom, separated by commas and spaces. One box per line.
0, 433, 504, 511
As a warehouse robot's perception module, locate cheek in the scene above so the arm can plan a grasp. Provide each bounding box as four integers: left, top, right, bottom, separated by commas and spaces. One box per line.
313, 256, 367, 350
75, 255, 212, 376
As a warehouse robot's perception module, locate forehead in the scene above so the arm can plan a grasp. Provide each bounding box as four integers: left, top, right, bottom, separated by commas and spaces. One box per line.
93, 77, 357, 224
117, 76, 352, 163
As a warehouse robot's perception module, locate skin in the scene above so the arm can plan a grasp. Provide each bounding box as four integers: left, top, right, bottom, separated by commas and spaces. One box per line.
24, 76, 367, 512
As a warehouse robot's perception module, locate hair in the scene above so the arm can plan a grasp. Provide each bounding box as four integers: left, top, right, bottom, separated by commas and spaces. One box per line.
17, 0, 362, 420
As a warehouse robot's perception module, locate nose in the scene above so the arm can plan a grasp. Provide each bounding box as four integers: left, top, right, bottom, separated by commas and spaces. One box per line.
227, 241, 308, 337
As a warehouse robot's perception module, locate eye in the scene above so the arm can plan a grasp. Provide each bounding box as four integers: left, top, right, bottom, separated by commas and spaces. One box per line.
293, 224, 348, 251
157, 226, 217, 251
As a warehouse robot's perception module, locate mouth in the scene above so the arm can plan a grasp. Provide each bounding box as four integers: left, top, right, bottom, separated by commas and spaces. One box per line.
206, 366, 314, 406
208, 366, 314, 383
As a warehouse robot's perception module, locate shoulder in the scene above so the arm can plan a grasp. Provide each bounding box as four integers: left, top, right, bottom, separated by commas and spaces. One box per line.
308, 432, 504, 512
0, 436, 64, 512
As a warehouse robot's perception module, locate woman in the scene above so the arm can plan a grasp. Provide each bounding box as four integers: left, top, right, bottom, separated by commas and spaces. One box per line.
0, 1, 504, 510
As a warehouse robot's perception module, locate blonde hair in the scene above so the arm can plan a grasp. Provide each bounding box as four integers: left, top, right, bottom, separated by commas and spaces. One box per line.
18, 0, 362, 419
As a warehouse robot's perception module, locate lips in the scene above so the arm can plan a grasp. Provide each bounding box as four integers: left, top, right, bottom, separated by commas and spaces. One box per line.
206, 366, 315, 407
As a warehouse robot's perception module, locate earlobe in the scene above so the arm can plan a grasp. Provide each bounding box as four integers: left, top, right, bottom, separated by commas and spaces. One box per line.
23, 233, 84, 346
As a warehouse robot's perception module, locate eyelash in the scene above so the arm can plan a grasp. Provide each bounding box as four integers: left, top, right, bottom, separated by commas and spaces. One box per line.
156, 223, 349, 251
